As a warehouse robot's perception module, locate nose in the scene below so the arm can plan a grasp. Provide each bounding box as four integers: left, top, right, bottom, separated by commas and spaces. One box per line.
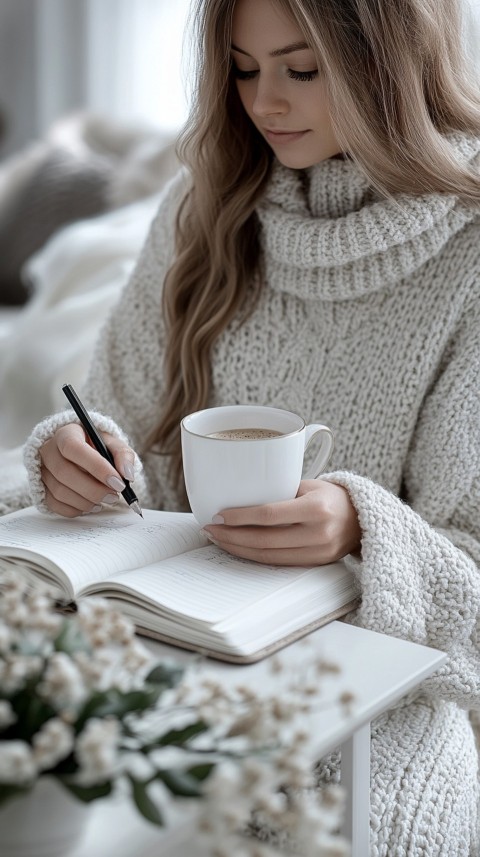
251, 75, 289, 118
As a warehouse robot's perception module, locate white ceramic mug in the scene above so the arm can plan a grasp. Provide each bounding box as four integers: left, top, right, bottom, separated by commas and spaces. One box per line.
181, 404, 334, 526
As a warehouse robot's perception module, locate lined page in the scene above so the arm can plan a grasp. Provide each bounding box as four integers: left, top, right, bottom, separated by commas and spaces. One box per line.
0, 507, 207, 593
95, 545, 317, 624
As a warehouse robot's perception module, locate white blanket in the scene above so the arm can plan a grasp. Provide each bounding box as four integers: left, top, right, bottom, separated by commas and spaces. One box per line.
0, 193, 162, 449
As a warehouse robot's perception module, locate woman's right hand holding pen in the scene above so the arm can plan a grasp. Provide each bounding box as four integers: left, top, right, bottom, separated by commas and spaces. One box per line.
39, 424, 136, 517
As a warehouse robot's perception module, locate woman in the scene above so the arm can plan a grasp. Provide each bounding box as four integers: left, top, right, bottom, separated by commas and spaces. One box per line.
11, 0, 480, 852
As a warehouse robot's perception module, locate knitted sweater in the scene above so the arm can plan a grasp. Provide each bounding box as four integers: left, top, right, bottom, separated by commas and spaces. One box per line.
15, 134, 480, 854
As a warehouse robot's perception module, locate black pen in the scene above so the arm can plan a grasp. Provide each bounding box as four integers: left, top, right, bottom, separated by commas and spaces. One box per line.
62, 383, 143, 518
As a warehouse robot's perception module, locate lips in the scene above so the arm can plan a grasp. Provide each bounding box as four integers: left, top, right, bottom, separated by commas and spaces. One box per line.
264, 129, 309, 144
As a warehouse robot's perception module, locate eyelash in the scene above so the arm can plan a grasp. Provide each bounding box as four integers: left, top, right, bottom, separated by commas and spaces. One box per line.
233, 67, 318, 82
288, 69, 318, 82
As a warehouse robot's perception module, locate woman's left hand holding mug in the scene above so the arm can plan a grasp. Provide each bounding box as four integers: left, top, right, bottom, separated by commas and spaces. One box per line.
203, 479, 362, 566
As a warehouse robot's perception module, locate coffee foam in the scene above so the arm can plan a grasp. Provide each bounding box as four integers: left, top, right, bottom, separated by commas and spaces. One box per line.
206, 428, 283, 441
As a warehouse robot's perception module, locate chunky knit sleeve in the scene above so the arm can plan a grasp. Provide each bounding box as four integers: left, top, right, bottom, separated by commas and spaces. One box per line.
325, 284, 480, 709
22, 170, 189, 512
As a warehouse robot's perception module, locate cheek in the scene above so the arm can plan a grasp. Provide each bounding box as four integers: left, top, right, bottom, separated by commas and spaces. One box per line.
236, 84, 255, 121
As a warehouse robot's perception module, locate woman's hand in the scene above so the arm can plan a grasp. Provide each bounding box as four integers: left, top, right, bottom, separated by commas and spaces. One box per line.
40, 423, 136, 517
203, 480, 362, 566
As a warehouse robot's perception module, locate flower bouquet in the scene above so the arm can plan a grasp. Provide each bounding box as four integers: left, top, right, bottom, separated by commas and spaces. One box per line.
0, 570, 350, 857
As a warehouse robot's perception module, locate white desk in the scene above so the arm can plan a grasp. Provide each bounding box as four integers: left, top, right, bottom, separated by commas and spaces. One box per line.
71, 621, 446, 857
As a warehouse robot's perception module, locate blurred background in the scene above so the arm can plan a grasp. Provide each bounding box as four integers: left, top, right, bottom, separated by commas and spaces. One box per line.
0, 0, 192, 452
0, 0, 190, 158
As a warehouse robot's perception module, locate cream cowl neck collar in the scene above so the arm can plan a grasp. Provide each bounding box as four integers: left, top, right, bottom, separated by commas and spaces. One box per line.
256, 133, 480, 301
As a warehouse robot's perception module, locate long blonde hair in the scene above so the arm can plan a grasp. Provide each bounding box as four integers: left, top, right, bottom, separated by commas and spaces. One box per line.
150, 0, 480, 482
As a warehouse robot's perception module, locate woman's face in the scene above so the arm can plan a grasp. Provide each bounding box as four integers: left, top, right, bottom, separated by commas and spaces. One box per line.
231, 0, 342, 168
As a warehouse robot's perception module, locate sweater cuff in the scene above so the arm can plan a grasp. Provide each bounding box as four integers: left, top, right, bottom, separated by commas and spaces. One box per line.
320, 470, 480, 708
23, 410, 144, 514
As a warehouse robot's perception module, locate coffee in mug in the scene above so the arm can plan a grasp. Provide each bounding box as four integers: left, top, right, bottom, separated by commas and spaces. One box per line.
181, 405, 334, 527
206, 428, 283, 440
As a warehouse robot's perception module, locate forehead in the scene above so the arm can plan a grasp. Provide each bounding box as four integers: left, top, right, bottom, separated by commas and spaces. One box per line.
231, 0, 304, 52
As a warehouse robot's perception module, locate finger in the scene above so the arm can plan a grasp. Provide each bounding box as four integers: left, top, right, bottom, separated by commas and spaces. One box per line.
44, 488, 101, 518
42, 445, 122, 501
204, 523, 322, 550
100, 433, 136, 482
214, 491, 324, 528
54, 425, 128, 491
212, 540, 327, 567
42, 467, 117, 514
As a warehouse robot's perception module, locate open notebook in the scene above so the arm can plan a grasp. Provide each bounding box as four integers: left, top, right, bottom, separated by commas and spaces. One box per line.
0, 506, 359, 663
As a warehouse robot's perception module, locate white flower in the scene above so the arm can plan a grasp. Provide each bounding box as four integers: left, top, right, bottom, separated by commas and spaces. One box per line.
0, 622, 13, 653
301, 829, 350, 857
24, 592, 63, 637
77, 599, 134, 646
274, 745, 314, 790
200, 759, 260, 834
32, 717, 75, 770
75, 717, 120, 784
121, 638, 152, 676
37, 651, 86, 710
203, 759, 244, 797
74, 649, 116, 690
0, 654, 43, 694
0, 572, 28, 613
74, 642, 151, 695
0, 570, 348, 855
73, 599, 152, 693
4, 601, 29, 628
0, 740, 37, 784
104, 612, 135, 646
0, 699, 17, 730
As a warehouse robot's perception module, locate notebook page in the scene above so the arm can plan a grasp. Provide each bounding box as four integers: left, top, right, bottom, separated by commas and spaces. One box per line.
0, 507, 208, 593
96, 545, 314, 624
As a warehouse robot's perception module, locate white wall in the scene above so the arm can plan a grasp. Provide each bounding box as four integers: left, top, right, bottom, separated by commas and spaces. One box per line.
463, 0, 480, 75
82, 0, 191, 132
36, 0, 191, 137
0, 0, 37, 157
35, 0, 90, 142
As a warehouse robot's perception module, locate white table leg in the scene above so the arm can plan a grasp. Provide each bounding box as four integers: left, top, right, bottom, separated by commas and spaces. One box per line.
340, 721, 371, 857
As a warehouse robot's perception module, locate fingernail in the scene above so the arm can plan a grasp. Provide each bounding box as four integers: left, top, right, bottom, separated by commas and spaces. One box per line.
107, 476, 125, 492
201, 530, 219, 544
82, 505, 102, 515
122, 461, 135, 481
211, 515, 224, 524
102, 493, 119, 505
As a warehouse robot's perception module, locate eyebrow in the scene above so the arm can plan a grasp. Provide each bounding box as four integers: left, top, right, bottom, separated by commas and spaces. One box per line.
231, 41, 311, 58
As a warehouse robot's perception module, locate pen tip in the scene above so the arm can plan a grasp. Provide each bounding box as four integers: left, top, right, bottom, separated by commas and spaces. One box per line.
131, 501, 144, 518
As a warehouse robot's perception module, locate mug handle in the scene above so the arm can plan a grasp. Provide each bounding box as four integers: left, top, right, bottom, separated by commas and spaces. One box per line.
302, 424, 334, 479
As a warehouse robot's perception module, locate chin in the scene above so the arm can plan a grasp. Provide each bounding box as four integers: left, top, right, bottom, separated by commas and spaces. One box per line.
274, 147, 342, 170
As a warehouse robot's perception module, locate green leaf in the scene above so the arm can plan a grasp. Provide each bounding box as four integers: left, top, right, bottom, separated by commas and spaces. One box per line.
0, 783, 33, 808
9, 692, 56, 742
155, 768, 205, 798
60, 779, 113, 803
129, 777, 164, 826
76, 687, 161, 731
186, 763, 215, 783
50, 752, 78, 777
54, 619, 89, 655
153, 720, 210, 748
145, 662, 184, 688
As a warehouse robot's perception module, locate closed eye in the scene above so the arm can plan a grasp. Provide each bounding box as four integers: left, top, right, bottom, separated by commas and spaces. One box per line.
233, 67, 258, 80
288, 69, 318, 82
233, 66, 319, 82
